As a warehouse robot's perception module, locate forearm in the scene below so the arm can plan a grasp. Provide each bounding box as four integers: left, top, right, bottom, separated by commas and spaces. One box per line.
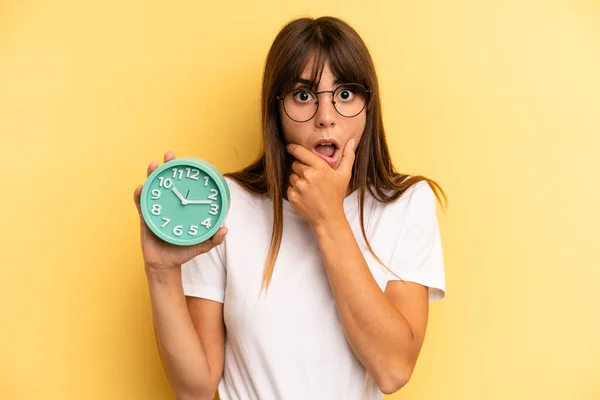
313, 218, 414, 390
146, 267, 214, 400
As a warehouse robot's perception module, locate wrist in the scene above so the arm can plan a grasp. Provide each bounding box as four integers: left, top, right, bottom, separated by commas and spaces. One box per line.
312, 212, 349, 237
145, 265, 182, 285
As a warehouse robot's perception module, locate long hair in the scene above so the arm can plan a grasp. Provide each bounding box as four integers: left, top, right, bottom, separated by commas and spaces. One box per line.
224, 16, 447, 296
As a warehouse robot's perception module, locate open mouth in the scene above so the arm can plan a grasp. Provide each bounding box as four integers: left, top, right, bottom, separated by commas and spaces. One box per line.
313, 142, 340, 167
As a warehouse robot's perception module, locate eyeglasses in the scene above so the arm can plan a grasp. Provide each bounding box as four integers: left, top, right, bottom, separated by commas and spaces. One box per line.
277, 83, 370, 123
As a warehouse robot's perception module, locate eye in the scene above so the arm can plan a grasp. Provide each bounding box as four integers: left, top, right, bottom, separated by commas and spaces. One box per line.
336, 88, 355, 102
292, 90, 315, 103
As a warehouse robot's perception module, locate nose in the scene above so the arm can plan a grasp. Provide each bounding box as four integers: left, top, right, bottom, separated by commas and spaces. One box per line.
314, 92, 336, 127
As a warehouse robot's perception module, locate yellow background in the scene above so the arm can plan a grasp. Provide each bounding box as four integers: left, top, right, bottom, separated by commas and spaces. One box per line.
1, 1, 599, 399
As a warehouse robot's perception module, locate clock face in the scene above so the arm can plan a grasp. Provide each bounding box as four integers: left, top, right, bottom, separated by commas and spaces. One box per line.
140, 158, 230, 246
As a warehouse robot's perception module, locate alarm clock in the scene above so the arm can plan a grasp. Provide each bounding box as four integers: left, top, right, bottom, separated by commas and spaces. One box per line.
140, 157, 230, 246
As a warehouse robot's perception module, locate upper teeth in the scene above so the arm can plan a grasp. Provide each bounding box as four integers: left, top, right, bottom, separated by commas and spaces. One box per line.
319, 143, 333, 146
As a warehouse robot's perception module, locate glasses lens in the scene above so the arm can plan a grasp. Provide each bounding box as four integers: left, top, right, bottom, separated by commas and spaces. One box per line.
333, 84, 368, 117
283, 89, 318, 122
282, 84, 369, 121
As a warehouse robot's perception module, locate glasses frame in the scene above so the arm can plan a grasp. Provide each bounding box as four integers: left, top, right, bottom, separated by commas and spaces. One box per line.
276, 83, 371, 123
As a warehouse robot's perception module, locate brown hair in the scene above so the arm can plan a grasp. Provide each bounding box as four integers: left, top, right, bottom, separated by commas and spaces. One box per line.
224, 16, 447, 295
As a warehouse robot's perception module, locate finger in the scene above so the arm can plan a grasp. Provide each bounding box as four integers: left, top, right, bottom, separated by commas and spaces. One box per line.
147, 160, 158, 177
337, 138, 356, 174
164, 151, 176, 163
291, 160, 308, 177
210, 227, 228, 246
133, 186, 146, 227
287, 185, 297, 203
287, 143, 324, 168
191, 227, 228, 256
133, 185, 142, 215
289, 173, 301, 187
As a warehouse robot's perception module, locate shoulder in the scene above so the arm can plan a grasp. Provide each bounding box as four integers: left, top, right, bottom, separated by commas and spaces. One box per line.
374, 180, 436, 218
402, 180, 437, 214
223, 176, 269, 212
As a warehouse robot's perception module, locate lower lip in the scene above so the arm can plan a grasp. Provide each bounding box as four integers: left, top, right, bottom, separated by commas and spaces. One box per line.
313, 147, 339, 168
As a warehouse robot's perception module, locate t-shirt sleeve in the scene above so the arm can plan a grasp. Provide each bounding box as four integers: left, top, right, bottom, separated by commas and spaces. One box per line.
181, 241, 226, 303
386, 181, 447, 302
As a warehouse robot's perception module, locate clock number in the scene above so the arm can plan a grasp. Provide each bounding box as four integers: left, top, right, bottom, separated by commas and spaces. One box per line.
208, 189, 219, 200
173, 225, 183, 236
172, 168, 184, 180
161, 217, 171, 228
188, 225, 198, 235
209, 204, 219, 215
201, 218, 212, 229
204, 176, 209, 187
151, 204, 162, 215
151, 189, 161, 199
185, 168, 200, 180
158, 177, 173, 189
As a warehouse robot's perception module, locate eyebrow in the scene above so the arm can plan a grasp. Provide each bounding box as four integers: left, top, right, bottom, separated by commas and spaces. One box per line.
295, 78, 342, 87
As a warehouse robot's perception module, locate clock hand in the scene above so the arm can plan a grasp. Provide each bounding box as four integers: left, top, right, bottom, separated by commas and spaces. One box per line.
185, 199, 213, 205
171, 186, 188, 205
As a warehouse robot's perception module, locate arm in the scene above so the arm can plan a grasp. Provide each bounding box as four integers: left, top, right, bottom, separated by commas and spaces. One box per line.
313, 219, 429, 395
135, 152, 226, 400
147, 267, 224, 400
284, 143, 435, 394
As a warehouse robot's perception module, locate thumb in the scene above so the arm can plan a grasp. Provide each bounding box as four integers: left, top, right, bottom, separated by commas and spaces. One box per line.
210, 226, 228, 247
190, 226, 228, 256
337, 138, 356, 174
133, 185, 148, 228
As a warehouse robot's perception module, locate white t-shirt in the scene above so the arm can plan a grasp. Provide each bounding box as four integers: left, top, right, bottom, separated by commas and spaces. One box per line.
181, 177, 446, 400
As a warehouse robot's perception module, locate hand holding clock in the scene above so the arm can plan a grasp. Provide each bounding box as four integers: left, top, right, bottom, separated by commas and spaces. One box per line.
133, 151, 228, 272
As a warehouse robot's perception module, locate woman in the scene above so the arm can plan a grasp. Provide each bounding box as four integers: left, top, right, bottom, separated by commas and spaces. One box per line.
134, 16, 447, 400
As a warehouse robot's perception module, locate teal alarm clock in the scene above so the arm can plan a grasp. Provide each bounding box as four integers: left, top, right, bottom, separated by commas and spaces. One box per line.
140, 157, 230, 246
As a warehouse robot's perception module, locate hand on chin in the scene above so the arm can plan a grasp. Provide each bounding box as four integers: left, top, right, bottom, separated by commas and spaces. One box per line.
285, 139, 356, 226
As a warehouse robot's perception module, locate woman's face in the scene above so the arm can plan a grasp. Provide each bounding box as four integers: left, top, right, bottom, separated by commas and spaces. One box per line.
279, 58, 367, 170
